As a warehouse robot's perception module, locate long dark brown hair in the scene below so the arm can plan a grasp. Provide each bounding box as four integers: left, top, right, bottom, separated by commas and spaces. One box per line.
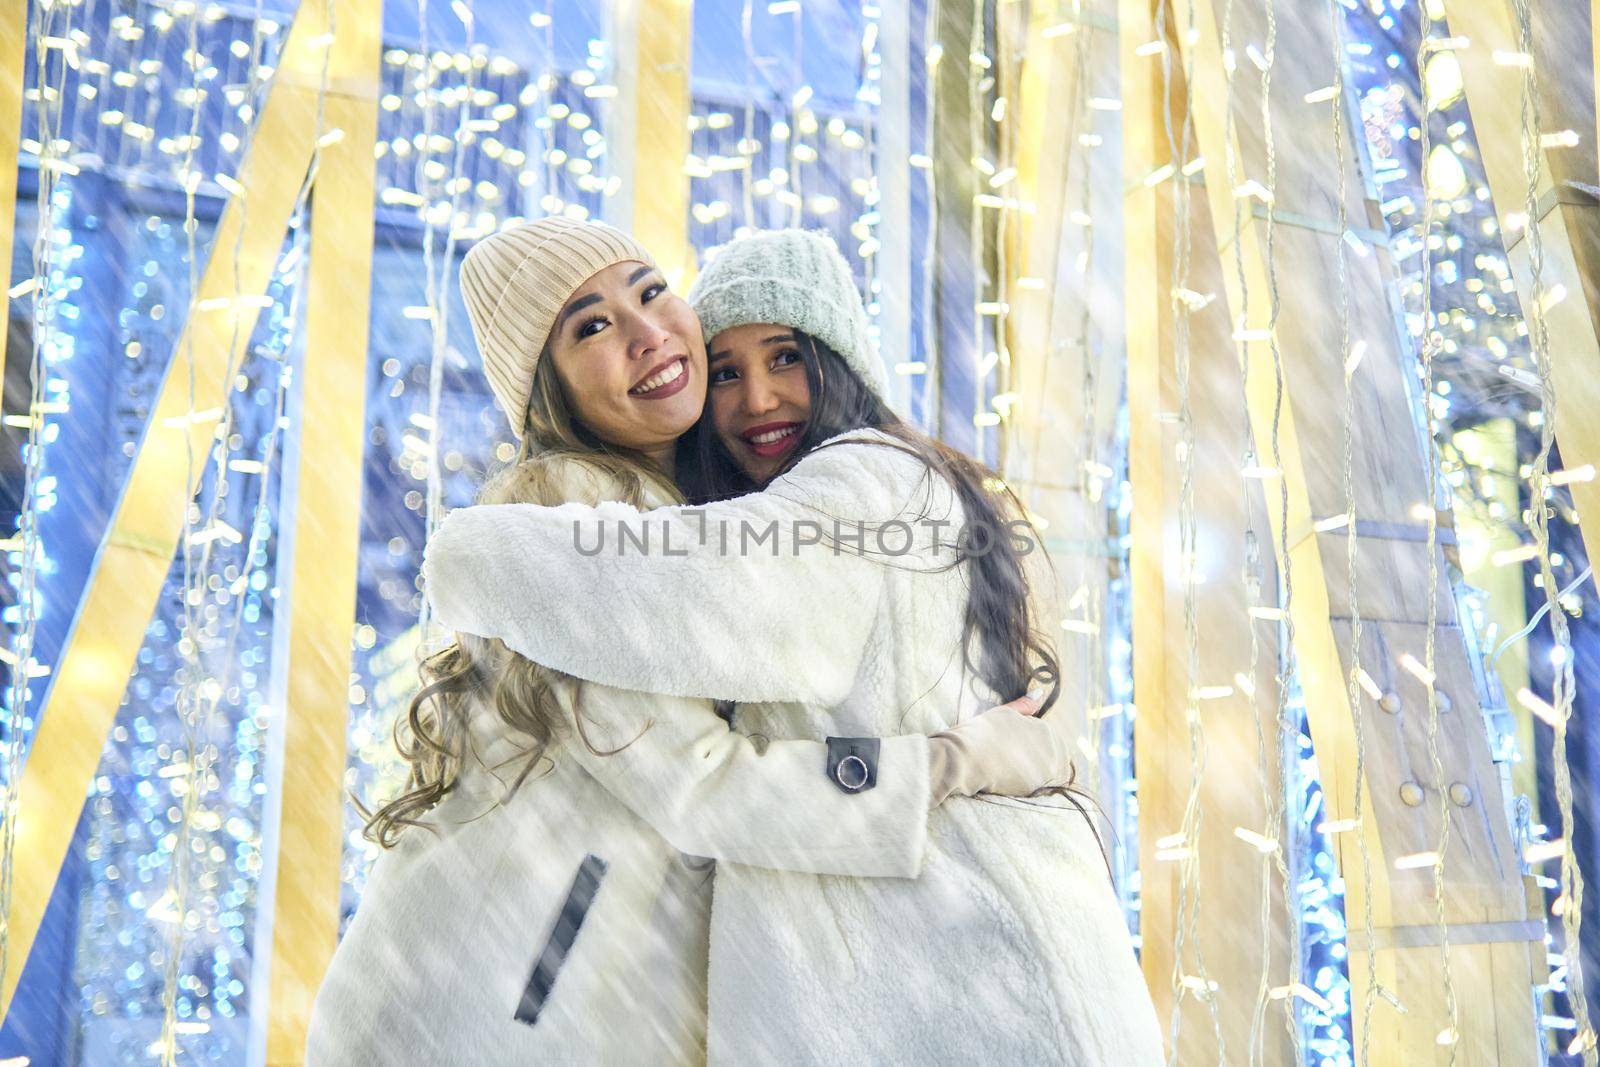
681, 331, 1062, 719
680, 333, 1105, 854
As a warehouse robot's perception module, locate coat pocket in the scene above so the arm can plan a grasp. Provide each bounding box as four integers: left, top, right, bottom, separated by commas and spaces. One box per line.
971, 794, 1114, 882
514, 853, 608, 1027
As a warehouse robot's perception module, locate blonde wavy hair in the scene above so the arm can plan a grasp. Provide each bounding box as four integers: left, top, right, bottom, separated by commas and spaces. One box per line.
364, 349, 682, 847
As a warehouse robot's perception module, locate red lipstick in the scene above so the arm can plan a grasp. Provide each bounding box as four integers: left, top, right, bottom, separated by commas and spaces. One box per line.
740, 421, 804, 459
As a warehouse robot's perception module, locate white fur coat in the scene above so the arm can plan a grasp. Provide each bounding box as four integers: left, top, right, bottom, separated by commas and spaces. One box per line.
307, 455, 935, 1065
422, 430, 1165, 1064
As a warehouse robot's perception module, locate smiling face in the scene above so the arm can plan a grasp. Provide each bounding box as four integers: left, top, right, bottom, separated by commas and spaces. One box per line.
544, 261, 706, 469
705, 323, 815, 484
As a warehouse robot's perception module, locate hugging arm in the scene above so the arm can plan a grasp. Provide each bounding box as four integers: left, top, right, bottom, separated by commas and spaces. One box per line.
554, 679, 931, 877
432, 441, 1073, 826
422, 433, 939, 706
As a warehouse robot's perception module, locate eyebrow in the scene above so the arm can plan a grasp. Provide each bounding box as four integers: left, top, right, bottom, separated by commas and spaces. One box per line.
557, 292, 602, 330
557, 266, 662, 333
710, 332, 795, 362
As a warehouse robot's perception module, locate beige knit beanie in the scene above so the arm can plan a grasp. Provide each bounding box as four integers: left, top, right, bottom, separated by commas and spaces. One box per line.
460, 215, 656, 438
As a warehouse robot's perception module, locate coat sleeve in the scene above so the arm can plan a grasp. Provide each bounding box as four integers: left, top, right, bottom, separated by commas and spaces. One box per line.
422, 432, 957, 705
551, 678, 930, 877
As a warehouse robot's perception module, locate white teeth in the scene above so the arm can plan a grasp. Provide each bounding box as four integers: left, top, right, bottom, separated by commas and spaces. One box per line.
630, 358, 684, 395
750, 425, 799, 445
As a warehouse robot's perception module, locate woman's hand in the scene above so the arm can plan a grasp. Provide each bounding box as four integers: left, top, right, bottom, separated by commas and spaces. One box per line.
992, 691, 1044, 717
926, 690, 1077, 806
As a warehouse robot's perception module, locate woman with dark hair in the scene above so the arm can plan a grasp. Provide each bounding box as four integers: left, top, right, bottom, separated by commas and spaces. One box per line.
309, 218, 1079, 1065
424, 228, 1163, 1062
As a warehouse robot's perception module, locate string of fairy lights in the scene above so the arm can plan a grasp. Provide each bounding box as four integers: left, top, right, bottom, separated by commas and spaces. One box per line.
161, 0, 219, 1056
1119, 0, 1596, 1060
1257, 0, 1313, 1058
1, 5, 303, 1056
1348, 0, 1594, 1056
1504, 0, 1596, 1056
1059, 0, 1107, 818
0, 0, 74, 1007
1216, 0, 1290, 1057
1149, 0, 1231, 1056
969, 0, 999, 467
914, 0, 939, 430
414, 0, 478, 650
0, 0, 1594, 1063
1413, 11, 1464, 1057
1328, 0, 1380, 1058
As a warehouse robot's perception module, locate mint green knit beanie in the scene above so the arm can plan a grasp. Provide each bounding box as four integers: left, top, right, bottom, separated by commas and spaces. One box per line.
687, 228, 888, 397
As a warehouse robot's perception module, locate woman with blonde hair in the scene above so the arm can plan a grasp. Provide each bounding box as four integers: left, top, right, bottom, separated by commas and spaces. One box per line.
424, 227, 1164, 1063
305, 217, 1078, 1064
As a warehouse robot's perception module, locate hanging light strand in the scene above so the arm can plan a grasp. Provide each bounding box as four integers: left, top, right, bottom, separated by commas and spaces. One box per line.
1415, 13, 1461, 1060
1509, 0, 1596, 1058
158, 5, 329, 1060
159, 4, 214, 1060
966, 0, 988, 459
988, 0, 1013, 467
1330, 1, 1380, 1059
1154, 0, 1226, 1057
415, 0, 479, 651
0, 0, 76, 1000
740, 0, 758, 230
1217, 0, 1279, 1058
1066, 0, 1106, 804
919, 0, 941, 435
1255, 1, 1308, 1060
